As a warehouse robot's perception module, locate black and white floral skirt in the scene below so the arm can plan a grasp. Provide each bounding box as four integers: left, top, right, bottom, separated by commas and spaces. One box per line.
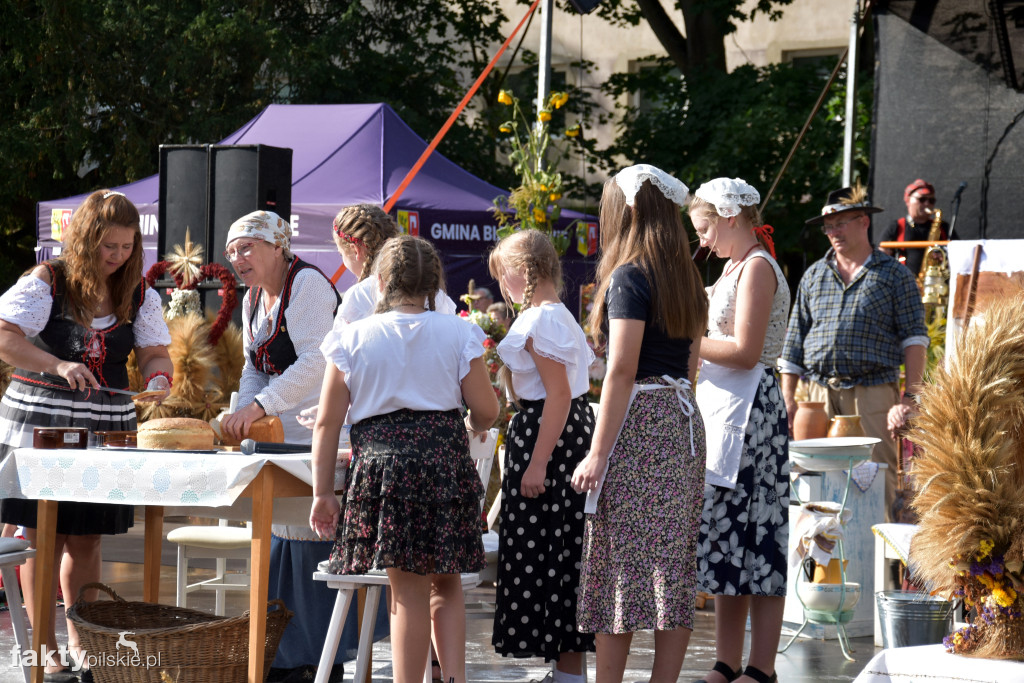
328, 408, 484, 576
697, 369, 789, 596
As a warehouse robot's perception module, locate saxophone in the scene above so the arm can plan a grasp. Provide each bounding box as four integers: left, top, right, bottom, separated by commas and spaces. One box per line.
920, 207, 949, 306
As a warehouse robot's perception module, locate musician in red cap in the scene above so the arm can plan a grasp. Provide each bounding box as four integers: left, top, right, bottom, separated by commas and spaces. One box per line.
879, 179, 955, 278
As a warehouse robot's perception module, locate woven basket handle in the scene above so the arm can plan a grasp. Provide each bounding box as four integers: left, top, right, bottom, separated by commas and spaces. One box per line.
74, 582, 125, 606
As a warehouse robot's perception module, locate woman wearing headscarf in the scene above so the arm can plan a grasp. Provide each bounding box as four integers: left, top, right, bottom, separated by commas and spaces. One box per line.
219, 210, 348, 681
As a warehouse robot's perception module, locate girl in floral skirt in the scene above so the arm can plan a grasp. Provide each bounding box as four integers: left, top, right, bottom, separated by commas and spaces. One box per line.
488, 229, 596, 683
311, 235, 499, 683
572, 165, 709, 683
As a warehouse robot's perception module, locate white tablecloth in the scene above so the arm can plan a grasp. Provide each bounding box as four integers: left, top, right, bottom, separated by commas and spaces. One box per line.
0, 448, 344, 507
853, 644, 1024, 682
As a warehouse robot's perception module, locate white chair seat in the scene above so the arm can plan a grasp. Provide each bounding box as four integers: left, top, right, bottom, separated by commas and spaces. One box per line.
166, 520, 252, 615
0, 540, 36, 683
166, 525, 252, 549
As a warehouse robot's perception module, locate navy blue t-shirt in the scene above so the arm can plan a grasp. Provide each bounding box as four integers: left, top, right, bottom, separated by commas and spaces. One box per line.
605, 263, 692, 381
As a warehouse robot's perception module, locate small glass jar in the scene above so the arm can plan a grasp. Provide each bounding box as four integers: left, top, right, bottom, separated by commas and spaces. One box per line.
33, 427, 89, 450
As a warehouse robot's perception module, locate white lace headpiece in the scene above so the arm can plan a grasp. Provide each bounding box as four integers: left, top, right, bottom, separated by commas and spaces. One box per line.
102, 190, 126, 200
694, 178, 760, 218
614, 164, 689, 207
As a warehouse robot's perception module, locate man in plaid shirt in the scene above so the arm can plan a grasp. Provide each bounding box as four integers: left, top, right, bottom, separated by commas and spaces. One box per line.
780, 186, 927, 522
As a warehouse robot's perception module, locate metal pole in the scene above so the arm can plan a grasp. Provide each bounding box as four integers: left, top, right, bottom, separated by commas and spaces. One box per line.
842, 0, 859, 186
536, 0, 553, 124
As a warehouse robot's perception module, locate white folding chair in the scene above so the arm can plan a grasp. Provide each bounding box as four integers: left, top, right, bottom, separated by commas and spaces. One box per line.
312, 428, 499, 683
165, 519, 251, 616
0, 537, 35, 683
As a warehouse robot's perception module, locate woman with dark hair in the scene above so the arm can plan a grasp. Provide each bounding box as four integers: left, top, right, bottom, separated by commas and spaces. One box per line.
0, 189, 172, 680
572, 165, 708, 683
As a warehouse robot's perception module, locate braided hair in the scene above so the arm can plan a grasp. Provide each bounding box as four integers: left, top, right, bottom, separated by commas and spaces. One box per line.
373, 235, 446, 314
332, 204, 400, 281
487, 229, 563, 404
487, 229, 562, 311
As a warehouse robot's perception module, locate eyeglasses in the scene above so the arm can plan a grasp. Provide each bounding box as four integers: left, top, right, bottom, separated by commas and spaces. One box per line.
224, 241, 259, 262
912, 195, 936, 204
821, 215, 863, 235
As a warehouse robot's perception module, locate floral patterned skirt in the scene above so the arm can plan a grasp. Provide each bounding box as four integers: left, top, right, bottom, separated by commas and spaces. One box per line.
327, 408, 485, 576
698, 369, 789, 596
577, 379, 706, 634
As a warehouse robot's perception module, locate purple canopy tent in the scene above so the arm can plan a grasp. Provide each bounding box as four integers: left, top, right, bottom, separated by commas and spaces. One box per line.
36, 103, 597, 311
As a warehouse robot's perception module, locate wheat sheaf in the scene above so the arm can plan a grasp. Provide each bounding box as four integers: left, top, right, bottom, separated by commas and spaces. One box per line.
909, 294, 1024, 658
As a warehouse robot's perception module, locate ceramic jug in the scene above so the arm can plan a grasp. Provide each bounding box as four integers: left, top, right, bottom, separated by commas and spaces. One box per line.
793, 401, 829, 440
828, 414, 865, 438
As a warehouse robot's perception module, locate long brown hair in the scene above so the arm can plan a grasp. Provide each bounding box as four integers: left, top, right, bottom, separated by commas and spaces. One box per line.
487, 229, 563, 311
332, 204, 400, 281
57, 190, 143, 326
687, 197, 769, 253
373, 235, 446, 313
589, 176, 707, 343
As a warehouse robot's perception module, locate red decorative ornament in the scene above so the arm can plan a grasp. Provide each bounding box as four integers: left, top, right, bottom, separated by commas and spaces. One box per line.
144, 261, 238, 346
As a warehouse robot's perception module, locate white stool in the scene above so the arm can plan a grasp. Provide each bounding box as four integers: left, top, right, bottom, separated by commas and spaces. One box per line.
0, 537, 35, 683
166, 520, 251, 615
311, 565, 480, 683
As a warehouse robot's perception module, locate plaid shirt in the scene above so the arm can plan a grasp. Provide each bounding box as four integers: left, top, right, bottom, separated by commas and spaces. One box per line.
780, 249, 927, 388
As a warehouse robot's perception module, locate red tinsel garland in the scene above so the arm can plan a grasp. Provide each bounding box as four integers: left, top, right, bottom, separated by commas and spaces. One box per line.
144, 261, 238, 346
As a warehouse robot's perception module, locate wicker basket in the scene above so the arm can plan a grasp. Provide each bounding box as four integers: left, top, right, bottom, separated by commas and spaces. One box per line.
66, 582, 292, 683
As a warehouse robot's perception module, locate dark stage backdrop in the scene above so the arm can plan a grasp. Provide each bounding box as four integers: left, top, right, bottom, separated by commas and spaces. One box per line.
871, 4, 1024, 243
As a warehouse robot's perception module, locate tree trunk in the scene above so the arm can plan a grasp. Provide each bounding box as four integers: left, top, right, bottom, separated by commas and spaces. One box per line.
635, 0, 690, 73
633, 0, 729, 77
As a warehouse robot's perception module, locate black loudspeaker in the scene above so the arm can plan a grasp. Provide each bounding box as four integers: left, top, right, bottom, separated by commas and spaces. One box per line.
158, 145, 210, 261
209, 144, 293, 267
567, 0, 602, 13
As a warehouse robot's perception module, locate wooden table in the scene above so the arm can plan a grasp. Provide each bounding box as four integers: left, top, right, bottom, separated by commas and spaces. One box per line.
4, 450, 327, 683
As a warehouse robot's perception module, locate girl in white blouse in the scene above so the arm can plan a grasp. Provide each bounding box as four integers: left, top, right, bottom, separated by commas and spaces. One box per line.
311, 235, 498, 683
488, 229, 595, 683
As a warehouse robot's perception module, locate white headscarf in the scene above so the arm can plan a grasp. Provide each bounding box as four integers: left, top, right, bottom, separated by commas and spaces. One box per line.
694, 178, 760, 218
225, 210, 292, 258
614, 164, 689, 207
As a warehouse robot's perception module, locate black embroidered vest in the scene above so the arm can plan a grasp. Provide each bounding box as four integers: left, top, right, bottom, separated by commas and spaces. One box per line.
248, 258, 340, 376
15, 260, 145, 391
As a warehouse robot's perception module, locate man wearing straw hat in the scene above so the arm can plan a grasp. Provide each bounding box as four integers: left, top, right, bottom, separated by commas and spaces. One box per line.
779, 185, 928, 522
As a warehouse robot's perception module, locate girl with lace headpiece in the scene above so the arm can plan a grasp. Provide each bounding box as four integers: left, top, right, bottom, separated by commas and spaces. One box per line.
0, 190, 173, 681
688, 178, 790, 683
571, 165, 708, 683
488, 229, 596, 683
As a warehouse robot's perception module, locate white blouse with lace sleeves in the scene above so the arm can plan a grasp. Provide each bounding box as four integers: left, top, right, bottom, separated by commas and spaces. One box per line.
134, 288, 172, 347
0, 275, 53, 337
495, 302, 594, 401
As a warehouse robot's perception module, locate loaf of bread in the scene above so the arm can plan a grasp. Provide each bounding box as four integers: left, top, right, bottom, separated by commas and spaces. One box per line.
217, 415, 284, 447
137, 417, 216, 451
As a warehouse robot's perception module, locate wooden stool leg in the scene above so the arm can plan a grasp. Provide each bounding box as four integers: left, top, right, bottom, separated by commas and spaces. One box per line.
313, 586, 356, 683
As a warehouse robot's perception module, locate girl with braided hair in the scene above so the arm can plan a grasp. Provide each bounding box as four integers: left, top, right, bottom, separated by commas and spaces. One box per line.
312, 235, 499, 683
487, 229, 596, 682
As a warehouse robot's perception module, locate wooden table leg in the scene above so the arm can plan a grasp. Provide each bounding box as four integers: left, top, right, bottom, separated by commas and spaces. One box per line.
248, 467, 275, 683
143, 506, 164, 603
31, 500, 58, 683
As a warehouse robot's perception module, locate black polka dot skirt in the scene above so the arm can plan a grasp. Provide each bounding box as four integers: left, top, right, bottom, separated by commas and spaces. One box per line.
492, 395, 596, 661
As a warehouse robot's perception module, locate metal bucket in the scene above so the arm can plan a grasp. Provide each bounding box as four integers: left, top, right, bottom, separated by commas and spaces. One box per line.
876, 590, 953, 648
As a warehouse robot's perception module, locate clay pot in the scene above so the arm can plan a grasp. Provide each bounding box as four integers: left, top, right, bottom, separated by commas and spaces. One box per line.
828, 414, 866, 438
793, 401, 829, 440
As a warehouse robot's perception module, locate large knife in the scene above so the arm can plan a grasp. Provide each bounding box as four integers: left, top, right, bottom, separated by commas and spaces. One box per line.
96, 386, 139, 397
39, 373, 139, 397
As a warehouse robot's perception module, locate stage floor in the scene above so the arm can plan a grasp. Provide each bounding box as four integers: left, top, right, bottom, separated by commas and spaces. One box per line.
0, 516, 881, 682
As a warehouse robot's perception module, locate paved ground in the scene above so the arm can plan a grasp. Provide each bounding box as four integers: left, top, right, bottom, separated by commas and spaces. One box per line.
0, 516, 880, 682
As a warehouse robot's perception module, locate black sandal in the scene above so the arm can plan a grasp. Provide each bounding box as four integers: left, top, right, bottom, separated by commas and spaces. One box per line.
742, 665, 777, 683
693, 661, 742, 683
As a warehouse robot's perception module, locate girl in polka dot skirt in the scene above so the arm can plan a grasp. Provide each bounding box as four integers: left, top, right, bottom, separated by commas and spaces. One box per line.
488, 229, 597, 683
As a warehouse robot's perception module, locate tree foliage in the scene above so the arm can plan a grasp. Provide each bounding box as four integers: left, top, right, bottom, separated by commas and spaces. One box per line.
0, 0, 512, 284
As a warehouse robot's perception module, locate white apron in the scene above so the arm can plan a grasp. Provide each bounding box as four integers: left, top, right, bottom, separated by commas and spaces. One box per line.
695, 360, 764, 489
584, 375, 696, 514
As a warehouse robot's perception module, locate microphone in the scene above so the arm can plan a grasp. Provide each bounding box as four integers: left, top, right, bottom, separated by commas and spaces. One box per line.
953, 181, 967, 202
240, 439, 312, 455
